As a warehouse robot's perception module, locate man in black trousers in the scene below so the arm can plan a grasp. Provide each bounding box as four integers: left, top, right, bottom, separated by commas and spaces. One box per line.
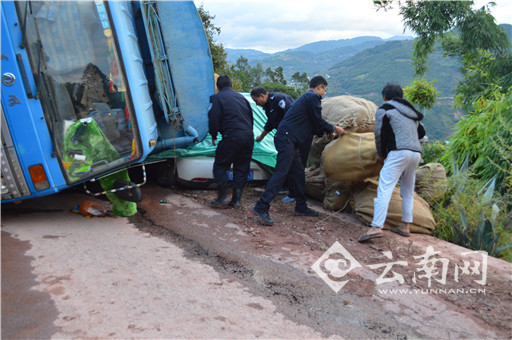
208, 75, 254, 207
252, 76, 345, 225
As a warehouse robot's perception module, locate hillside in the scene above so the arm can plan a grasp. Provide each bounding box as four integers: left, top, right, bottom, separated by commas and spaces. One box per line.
327, 40, 463, 140
226, 36, 413, 78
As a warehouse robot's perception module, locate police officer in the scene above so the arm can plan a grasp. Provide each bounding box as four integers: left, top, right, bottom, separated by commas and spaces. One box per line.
250, 86, 297, 202
252, 76, 345, 225
250, 86, 293, 142
208, 75, 254, 207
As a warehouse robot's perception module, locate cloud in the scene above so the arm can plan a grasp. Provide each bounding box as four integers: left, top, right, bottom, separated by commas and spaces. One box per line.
196, 0, 512, 53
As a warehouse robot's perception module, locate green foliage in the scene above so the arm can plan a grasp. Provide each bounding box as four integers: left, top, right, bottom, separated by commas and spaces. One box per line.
261, 82, 301, 99
452, 209, 511, 257
441, 87, 512, 187
265, 66, 287, 85
197, 6, 228, 73
393, 1, 512, 111
452, 50, 512, 111
404, 77, 439, 110
399, 1, 472, 76
228, 56, 258, 92
430, 165, 512, 261
291, 71, 309, 93
421, 140, 447, 164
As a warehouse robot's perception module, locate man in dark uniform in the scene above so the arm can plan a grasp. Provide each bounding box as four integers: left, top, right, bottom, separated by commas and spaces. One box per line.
250, 86, 296, 202
250, 86, 293, 142
252, 75, 345, 225
208, 75, 254, 207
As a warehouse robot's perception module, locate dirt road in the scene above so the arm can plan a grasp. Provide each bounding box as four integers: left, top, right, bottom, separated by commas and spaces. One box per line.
2, 183, 511, 339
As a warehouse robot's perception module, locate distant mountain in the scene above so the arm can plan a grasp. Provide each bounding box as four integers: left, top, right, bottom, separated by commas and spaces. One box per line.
225, 35, 414, 77
225, 48, 270, 64
286, 36, 395, 54
500, 23, 512, 46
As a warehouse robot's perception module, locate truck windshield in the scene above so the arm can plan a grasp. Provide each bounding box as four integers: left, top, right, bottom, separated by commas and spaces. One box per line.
17, 1, 140, 183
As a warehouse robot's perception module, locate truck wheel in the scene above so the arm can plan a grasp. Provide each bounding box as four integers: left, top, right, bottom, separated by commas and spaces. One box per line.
156, 159, 178, 188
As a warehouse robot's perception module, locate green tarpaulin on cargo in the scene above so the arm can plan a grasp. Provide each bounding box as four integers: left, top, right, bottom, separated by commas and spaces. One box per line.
145, 93, 278, 171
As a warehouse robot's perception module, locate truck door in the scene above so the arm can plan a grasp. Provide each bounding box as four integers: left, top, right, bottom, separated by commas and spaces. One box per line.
14, 1, 146, 184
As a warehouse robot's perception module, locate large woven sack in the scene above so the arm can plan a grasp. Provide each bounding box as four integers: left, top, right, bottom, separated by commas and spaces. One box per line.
323, 177, 353, 212
352, 180, 435, 234
415, 163, 448, 204
307, 134, 332, 168
322, 132, 383, 182
307, 96, 377, 167
321, 95, 377, 132
305, 166, 325, 201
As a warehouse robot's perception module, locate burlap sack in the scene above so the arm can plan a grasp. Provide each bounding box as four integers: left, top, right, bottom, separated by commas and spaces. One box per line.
323, 177, 353, 212
322, 132, 383, 182
307, 134, 332, 168
307, 96, 377, 168
321, 96, 378, 132
352, 180, 435, 234
415, 163, 448, 204
305, 166, 325, 201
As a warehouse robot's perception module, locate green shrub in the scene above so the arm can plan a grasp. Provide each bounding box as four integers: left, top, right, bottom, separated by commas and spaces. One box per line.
430, 165, 512, 261
404, 77, 439, 110
421, 140, 447, 164
441, 86, 512, 188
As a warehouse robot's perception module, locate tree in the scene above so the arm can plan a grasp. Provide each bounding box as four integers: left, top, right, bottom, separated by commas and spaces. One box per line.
229, 56, 252, 91
375, 1, 511, 110
264, 67, 287, 85
261, 82, 301, 99
291, 71, 309, 93
197, 6, 228, 73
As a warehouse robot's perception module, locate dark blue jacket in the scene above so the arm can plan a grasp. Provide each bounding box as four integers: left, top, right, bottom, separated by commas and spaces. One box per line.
263, 92, 294, 132
208, 87, 253, 138
276, 90, 333, 144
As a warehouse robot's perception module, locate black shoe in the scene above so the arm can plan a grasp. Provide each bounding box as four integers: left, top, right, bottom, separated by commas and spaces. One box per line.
210, 183, 228, 206
251, 207, 274, 225
229, 188, 243, 207
294, 207, 319, 216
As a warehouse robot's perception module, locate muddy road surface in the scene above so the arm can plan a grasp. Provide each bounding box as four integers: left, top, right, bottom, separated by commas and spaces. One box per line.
2, 182, 511, 339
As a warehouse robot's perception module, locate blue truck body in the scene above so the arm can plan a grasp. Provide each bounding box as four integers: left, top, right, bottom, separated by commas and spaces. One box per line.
1, 1, 214, 203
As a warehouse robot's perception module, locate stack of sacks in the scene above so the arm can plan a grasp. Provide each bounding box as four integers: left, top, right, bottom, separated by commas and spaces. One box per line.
307, 96, 377, 168
305, 95, 377, 212
303, 96, 437, 234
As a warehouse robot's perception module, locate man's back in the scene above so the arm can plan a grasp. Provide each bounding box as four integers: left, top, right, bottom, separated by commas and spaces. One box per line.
277, 90, 332, 144
208, 87, 253, 137
263, 92, 293, 132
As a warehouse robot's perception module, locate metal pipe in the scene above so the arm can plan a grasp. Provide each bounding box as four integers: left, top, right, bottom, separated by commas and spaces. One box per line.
153, 125, 199, 152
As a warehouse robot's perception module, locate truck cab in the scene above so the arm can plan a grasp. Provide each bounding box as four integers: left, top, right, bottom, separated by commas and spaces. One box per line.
1, 1, 214, 202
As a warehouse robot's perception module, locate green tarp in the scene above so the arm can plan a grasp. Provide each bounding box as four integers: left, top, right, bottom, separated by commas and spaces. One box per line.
146, 93, 278, 170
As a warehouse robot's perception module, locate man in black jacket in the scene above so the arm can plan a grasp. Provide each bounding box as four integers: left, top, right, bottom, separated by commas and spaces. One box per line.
251, 86, 297, 202
252, 76, 345, 225
208, 75, 254, 207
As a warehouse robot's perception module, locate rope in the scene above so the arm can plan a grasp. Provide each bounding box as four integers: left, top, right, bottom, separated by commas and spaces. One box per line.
83, 164, 146, 197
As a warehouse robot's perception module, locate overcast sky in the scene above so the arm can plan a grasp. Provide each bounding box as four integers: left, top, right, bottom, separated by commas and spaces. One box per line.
194, 0, 512, 53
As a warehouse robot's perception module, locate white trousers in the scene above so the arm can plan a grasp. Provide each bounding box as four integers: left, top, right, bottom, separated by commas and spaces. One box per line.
371, 150, 421, 228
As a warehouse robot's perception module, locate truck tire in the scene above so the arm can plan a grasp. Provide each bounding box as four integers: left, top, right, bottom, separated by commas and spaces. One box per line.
156, 159, 178, 188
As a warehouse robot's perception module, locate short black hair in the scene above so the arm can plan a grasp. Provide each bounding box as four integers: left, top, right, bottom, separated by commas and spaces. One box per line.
309, 75, 328, 89
217, 75, 232, 90
250, 86, 268, 97
381, 83, 403, 100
